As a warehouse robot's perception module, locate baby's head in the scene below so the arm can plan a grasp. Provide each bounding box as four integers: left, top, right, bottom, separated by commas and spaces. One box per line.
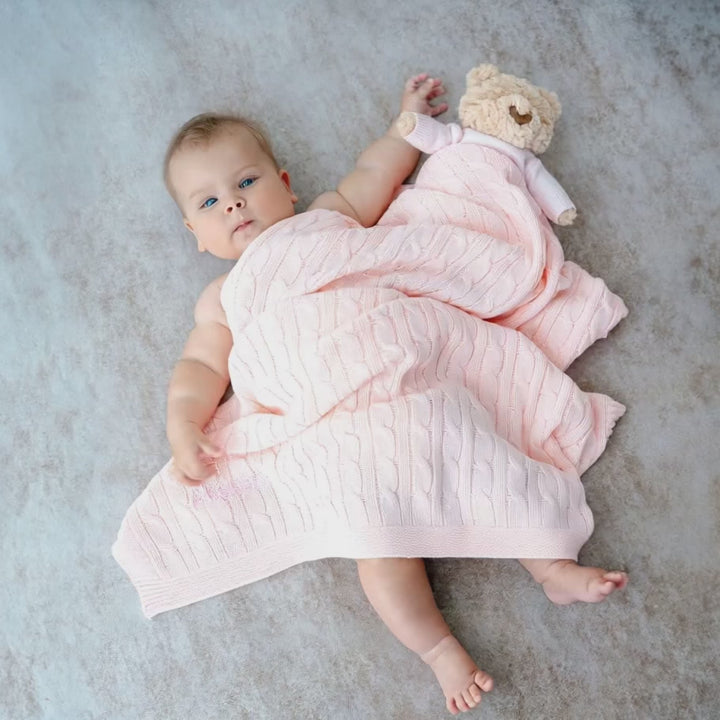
164, 113, 298, 260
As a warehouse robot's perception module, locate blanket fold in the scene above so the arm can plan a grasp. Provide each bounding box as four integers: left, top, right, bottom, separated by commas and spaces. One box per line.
113, 141, 627, 618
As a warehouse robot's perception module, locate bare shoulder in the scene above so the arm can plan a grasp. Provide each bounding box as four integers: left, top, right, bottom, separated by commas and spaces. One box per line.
307, 191, 362, 224
194, 273, 230, 327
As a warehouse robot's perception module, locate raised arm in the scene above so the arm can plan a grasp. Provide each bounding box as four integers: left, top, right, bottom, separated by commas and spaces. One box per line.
309, 74, 448, 226
166, 274, 233, 485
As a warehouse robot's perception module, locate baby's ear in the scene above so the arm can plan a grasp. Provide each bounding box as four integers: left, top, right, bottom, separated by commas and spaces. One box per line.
279, 169, 298, 203
183, 219, 205, 251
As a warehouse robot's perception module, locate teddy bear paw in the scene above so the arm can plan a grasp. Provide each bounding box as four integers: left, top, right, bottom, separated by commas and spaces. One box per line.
396, 111, 418, 137
557, 208, 577, 226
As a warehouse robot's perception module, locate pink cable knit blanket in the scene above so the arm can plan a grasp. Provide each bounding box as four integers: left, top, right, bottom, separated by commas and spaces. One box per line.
113, 142, 627, 618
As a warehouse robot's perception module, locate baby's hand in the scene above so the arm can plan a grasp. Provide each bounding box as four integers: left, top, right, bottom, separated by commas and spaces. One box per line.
168, 422, 223, 486
400, 74, 448, 117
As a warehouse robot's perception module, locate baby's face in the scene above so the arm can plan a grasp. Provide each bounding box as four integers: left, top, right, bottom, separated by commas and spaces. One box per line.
169, 127, 297, 260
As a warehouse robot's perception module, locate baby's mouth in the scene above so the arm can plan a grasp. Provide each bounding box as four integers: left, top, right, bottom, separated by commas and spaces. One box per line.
233, 220, 253, 233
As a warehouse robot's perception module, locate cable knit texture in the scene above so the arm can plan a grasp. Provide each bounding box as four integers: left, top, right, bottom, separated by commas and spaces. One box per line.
402, 114, 576, 227
112, 142, 627, 618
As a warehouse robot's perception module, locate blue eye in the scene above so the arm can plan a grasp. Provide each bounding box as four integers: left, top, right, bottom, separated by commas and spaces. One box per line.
201, 197, 217, 209
239, 177, 256, 189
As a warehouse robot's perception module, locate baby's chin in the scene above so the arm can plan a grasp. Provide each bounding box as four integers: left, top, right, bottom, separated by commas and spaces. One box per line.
228, 226, 264, 258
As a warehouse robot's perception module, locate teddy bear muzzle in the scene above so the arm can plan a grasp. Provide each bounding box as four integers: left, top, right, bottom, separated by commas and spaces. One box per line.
509, 106, 533, 125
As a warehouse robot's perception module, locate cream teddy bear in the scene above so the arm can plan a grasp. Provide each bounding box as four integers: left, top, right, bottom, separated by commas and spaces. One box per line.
397, 64, 577, 226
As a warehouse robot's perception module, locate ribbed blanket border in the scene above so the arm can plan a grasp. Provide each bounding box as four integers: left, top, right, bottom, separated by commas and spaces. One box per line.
113, 525, 587, 618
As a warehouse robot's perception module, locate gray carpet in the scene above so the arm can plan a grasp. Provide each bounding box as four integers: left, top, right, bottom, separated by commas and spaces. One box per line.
2, 1, 718, 718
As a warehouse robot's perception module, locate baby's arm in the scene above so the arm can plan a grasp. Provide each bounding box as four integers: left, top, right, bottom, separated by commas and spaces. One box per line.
166, 274, 233, 485
309, 74, 448, 226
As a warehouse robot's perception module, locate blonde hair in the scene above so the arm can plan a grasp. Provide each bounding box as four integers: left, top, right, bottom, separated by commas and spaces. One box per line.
163, 113, 279, 202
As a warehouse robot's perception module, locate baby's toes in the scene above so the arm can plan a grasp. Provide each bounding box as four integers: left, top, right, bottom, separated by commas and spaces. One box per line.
605, 571, 629, 588
462, 687, 479, 708
475, 671, 494, 692
447, 697, 460, 715
468, 684, 482, 703
453, 692, 470, 712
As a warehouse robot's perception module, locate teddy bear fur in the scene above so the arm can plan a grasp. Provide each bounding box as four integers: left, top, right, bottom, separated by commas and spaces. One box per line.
396, 64, 562, 154
458, 64, 561, 154
396, 64, 576, 226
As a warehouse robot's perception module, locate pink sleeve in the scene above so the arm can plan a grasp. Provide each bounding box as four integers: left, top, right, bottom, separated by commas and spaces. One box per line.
524, 156, 575, 223
403, 113, 464, 154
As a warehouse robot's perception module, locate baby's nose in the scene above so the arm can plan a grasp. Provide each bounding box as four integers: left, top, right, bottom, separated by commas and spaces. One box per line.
225, 199, 245, 213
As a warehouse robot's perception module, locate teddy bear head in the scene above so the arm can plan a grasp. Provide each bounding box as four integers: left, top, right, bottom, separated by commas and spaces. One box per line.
458, 64, 562, 154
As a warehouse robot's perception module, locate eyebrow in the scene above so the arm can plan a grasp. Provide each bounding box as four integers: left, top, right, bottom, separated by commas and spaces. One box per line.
187, 164, 261, 202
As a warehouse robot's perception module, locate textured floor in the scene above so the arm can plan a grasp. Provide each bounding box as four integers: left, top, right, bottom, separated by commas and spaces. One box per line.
2, 1, 718, 718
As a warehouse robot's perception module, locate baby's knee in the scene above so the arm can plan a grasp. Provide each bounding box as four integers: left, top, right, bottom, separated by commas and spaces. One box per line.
356, 557, 391, 570
356, 557, 422, 573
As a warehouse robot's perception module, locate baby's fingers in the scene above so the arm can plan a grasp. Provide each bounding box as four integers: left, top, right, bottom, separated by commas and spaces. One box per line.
172, 450, 219, 486
427, 82, 446, 99
170, 460, 206, 486
198, 437, 223, 458
401, 74, 448, 116
406, 73, 429, 91
421, 81, 448, 108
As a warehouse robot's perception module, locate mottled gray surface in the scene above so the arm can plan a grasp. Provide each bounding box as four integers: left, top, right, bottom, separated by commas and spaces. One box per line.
1, 1, 718, 718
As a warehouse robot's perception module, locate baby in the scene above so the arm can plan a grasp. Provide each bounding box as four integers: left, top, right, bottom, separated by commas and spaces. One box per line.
162, 75, 628, 715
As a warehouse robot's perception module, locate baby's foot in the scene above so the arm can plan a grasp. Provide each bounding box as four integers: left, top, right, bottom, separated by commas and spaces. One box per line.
421, 635, 493, 715
539, 560, 628, 605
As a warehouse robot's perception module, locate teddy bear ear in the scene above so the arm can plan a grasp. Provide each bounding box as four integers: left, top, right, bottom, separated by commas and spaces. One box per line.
540, 88, 562, 120
466, 64, 500, 87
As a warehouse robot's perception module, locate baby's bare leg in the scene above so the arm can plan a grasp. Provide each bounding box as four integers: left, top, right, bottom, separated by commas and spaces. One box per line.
519, 558, 628, 605
357, 558, 492, 715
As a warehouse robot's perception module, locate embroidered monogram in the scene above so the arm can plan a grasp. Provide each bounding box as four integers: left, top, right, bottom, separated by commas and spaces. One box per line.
190, 472, 268, 508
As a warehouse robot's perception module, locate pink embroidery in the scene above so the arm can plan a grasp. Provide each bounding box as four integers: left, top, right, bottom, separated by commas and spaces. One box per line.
190, 472, 268, 508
